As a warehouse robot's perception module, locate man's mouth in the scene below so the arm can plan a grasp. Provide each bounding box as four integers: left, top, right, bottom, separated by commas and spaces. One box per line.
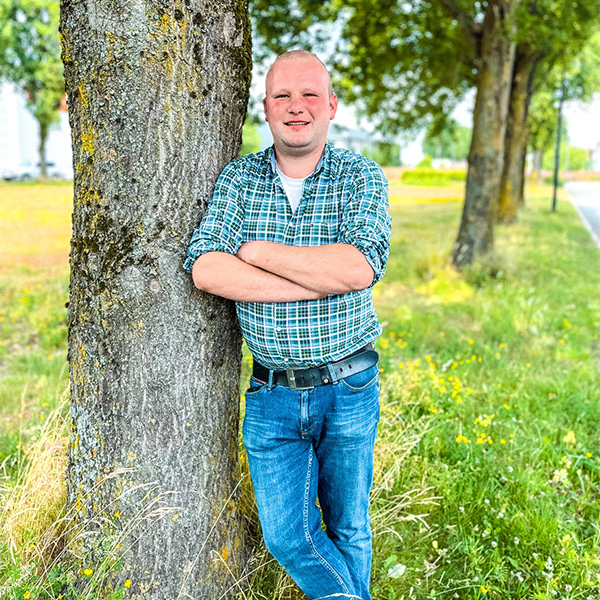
285, 121, 309, 126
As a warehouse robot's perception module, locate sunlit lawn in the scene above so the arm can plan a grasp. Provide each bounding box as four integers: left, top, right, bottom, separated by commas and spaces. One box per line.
1, 177, 600, 599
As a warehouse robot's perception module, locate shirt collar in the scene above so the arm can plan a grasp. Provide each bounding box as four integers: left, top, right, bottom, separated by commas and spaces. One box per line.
266, 143, 331, 178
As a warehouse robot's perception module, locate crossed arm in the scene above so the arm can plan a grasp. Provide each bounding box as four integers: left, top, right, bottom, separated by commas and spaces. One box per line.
192, 241, 374, 302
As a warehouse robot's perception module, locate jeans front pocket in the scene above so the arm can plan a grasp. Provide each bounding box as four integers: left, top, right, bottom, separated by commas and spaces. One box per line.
338, 364, 379, 392
245, 375, 268, 396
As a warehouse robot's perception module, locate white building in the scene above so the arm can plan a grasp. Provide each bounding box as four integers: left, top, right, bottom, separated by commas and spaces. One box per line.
0, 81, 73, 179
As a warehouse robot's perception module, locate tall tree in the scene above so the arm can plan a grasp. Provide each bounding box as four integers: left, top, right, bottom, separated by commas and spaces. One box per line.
441, 0, 519, 266
497, 2, 600, 223
60, 0, 251, 597
0, 0, 65, 177
497, 43, 543, 222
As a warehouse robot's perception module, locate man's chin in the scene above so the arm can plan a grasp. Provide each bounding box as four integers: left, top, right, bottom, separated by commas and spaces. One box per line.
280, 140, 321, 157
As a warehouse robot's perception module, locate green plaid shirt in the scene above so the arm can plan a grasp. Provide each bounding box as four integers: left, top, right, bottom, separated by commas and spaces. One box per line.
184, 143, 391, 369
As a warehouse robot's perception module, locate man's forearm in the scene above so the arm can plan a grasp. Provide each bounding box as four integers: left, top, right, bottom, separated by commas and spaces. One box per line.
192, 251, 326, 302
236, 241, 374, 295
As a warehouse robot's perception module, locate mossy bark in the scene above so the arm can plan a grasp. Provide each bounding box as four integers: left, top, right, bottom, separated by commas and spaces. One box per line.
498, 45, 541, 223
452, 0, 519, 267
60, 0, 251, 597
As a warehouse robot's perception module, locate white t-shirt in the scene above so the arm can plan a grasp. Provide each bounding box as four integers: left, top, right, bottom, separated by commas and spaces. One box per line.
275, 162, 308, 212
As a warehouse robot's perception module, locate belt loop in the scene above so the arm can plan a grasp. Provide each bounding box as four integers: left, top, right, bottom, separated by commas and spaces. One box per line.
326, 362, 339, 384
267, 369, 274, 391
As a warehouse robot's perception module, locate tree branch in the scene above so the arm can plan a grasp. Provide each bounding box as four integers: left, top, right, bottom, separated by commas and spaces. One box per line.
438, 0, 480, 54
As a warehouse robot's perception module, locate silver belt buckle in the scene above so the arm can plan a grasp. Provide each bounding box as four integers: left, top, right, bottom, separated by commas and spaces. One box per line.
286, 368, 311, 391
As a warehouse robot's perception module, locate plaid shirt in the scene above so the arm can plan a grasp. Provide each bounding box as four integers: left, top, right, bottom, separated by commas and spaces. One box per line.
184, 143, 391, 369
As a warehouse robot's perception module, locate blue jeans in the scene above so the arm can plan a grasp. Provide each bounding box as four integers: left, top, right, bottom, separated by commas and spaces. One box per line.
242, 363, 380, 600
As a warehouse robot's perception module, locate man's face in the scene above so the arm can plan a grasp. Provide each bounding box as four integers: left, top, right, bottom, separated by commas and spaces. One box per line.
263, 57, 337, 159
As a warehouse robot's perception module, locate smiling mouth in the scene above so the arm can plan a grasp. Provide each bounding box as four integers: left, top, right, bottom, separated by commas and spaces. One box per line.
285, 121, 309, 126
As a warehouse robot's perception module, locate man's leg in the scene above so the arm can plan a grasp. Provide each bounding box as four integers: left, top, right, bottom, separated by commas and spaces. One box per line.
242, 378, 361, 599
315, 365, 380, 600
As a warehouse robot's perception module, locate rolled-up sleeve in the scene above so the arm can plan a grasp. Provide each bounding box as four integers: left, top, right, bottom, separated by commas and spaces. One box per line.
338, 162, 391, 284
183, 162, 245, 273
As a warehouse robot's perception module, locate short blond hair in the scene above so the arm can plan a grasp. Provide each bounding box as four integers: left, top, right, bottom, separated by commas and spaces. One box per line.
266, 50, 334, 97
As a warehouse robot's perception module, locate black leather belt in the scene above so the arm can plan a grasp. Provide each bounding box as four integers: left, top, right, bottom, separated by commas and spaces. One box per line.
252, 343, 379, 391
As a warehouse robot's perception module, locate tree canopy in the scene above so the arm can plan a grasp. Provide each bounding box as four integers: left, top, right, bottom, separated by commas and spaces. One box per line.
0, 0, 64, 176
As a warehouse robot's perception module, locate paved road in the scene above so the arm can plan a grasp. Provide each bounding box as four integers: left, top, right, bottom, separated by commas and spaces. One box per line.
566, 181, 600, 248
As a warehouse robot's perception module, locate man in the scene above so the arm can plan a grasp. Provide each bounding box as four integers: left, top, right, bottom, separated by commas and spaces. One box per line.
184, 50, 391, 600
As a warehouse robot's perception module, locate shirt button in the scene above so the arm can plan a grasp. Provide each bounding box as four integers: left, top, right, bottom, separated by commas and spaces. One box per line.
276, 327, 282, 332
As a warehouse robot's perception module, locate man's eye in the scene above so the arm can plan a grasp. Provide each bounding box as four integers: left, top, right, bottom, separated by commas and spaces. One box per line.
275, 94, 289, 99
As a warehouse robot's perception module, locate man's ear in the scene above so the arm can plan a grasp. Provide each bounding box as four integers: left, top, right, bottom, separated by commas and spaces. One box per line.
329, 94, 338, 120
263, 97, 269, 122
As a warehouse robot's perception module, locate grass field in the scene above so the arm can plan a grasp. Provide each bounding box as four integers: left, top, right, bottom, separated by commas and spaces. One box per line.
1, 178, 600, 600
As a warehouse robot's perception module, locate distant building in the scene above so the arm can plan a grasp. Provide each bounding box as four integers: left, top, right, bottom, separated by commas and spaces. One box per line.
0, 82, 73, 179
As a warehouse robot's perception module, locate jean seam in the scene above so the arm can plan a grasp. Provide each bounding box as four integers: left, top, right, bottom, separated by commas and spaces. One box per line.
303, 445, 351, 594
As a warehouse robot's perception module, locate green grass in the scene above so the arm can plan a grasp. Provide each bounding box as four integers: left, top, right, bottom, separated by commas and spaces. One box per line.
1, 180, 600, 599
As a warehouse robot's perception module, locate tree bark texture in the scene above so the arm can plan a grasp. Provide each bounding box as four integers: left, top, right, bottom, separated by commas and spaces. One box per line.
452, 0, 519, 266
497, 45, 541, 223
60, 1, 251, 598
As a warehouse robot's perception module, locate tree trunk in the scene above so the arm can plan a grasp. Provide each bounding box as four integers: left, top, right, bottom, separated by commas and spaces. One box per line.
532, 148, 543, 185
60, 1, 251, 598
39, 120, 48, 178
452, 0, 519, 267
497, 45, 541, 223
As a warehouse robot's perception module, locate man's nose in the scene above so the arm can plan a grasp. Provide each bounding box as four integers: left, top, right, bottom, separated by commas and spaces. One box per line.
287, 96, 304, 113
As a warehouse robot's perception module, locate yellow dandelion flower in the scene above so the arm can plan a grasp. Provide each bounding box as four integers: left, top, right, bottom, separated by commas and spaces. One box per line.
500, 439, 506, 445
124, 579, 132, 588
499, 342, 505, 348
509, 433, 514, 438
456, 397, 462, 403
480, 585, 488, 594
83, 568, 94, 576
467, 387, 472, 393
48, 354, 54, 360
468, 339, 474, 345
24, 592, 31, 600
586, 452, 592, 458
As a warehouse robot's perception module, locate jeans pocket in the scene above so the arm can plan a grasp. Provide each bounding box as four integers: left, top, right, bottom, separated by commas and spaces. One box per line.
338, 364, 379, 392
245, 375, 267, 396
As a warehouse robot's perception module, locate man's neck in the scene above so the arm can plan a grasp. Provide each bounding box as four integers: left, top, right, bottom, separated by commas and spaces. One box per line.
274, 144, 326, 179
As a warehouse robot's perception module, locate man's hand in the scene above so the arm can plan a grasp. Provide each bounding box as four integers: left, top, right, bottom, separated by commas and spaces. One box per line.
236, 241, 374, 295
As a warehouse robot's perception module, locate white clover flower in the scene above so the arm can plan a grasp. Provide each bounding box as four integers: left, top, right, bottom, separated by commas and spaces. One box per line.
498, 512, 504, 518
484, 499, 490, 504
507, 466, 514, 472
491, 541, 497, 548
514, 537, 520, 545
